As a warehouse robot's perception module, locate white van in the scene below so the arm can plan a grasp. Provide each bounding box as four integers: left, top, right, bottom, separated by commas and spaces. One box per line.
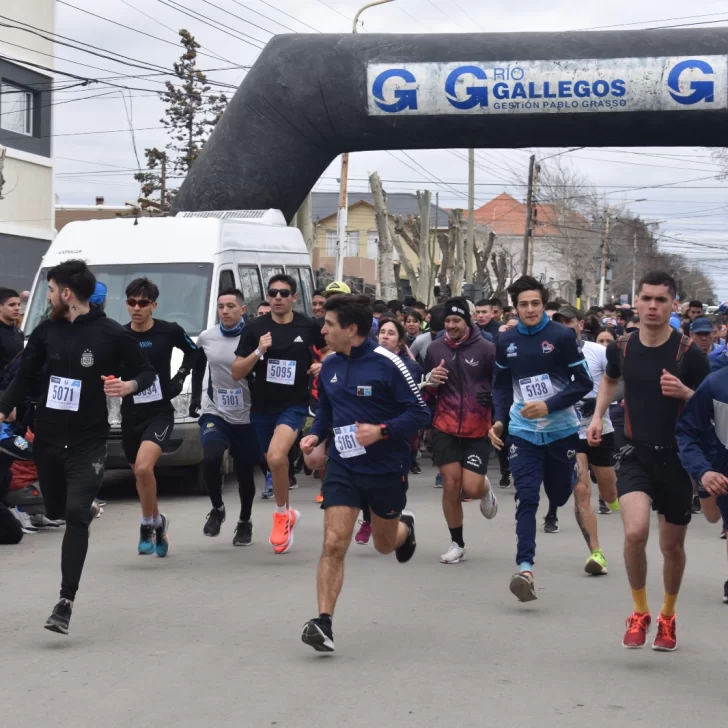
23, 210, 316, 488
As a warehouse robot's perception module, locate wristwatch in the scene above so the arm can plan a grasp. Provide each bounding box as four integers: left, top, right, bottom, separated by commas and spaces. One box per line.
379, 423, 390, 440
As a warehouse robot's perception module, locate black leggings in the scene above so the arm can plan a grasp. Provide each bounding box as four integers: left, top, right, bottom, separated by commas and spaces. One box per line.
203, 439, 255, 522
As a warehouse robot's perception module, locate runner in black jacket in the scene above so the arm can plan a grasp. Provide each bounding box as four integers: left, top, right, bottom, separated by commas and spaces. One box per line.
0, 260, 155, 635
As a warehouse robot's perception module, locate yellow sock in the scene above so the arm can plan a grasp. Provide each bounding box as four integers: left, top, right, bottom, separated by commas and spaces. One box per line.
608, 498, 620, 512
632, 588, 649, 614
661, 593, 678, 618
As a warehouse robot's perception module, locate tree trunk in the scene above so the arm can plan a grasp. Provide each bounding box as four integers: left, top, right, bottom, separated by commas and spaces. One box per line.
294, 193, 315, 253
437, 232, 450, 302
416, 190, 432, 305
451, 209, 465, 297
368, 172, 399, 301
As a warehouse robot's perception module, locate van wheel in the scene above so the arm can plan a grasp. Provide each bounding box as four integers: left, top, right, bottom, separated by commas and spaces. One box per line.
196, 462, 208, 495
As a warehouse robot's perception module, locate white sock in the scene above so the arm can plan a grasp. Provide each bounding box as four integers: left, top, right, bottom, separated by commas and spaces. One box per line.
153, 514, 163, 528
275, 505, 287, 515
141, 516, 154, 526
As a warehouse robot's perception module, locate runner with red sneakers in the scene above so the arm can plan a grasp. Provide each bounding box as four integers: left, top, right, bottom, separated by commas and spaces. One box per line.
587, 271, 709, 651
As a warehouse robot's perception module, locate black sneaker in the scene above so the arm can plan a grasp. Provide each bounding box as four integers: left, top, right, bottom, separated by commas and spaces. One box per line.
44, 598, 73, 635
499, 473, 511, 488
301, 618, 335, 652
233, 520, 253, 546
721, 530, 727, 540
395, 510, 416, 563
204, 507, 226, 537
543, 514, 560, 534
598, 499, 611, 515
410, 462, 422, 475
724, 580, 728, 604
691, 495, 702, 515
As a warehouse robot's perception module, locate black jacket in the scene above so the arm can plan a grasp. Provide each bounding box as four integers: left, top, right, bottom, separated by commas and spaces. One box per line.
0, 321, 23, 374
0, 306, 155, 446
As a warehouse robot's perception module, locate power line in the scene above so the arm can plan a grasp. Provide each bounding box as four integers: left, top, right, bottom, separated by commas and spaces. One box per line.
254, 0, 321, 33
572, 11, 728, 31
424, 0, 468, 32
197, 0, 277, 37
227, 0, 298, 33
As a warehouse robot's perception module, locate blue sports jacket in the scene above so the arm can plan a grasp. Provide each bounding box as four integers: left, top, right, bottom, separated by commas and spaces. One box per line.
493, 314, 592, 445
676, 367, 728, 483
311, 338, 431, 474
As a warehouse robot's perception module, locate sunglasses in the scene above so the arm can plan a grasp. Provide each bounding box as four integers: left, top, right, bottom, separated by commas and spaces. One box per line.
267, 289, 292, 299
127, 298, 152, 309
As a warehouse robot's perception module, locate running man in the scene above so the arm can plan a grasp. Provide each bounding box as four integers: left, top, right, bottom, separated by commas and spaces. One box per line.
190, 289, 260, 546
120, 278, 197, 557
490, 276, 592, 602
552, 305, 619, 575
424, 298, 498, 564
676, 365, 728, 604
587, 271, 709, 651
232, 274, 325, 554
0, 287, 23, 373
299, 294, 430, 652
0, 260, 155, 634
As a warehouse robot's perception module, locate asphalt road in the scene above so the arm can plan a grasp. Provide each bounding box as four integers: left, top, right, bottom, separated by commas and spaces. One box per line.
1, 463, 726, 728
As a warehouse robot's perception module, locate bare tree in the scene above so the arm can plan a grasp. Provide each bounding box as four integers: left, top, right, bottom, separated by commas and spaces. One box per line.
369, 172, 399, 301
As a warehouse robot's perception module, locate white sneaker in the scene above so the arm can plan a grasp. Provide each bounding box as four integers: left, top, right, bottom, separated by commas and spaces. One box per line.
440, 542, 466, 564
30, 514, 64, 529
10, 507, 40, 534
479, 488, 498, 519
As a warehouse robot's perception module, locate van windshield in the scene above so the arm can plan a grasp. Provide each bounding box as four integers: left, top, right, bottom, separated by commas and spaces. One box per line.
24, 263, 213, 336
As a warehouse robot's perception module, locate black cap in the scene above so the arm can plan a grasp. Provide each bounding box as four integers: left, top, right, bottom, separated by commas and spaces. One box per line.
552, 305, 584, 323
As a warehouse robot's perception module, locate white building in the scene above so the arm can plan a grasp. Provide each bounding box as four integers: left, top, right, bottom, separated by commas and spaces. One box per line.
0, 0, 55, 290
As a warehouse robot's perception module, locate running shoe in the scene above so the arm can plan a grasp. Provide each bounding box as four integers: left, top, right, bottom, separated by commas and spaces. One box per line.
261, 473, 274, 499
395, 510, 416, 563
289, 476, 298, 490
29, 514, 63, 529
479, 489, 498, 520
138, 524, 155, 555
652, 613, 677, 651
354, 520, 372, 545
95, 499, 107, 507
272, 509, 300, 554
721, 530, 726, 540
499, 473, 511, 488
44, 598, 73, 635
691, 495, 702, 515
10, 507, 39, 534
622, 612, 651, 648
315, 492, 324, 504
410, 462, 422, 475
233, 520, 253, 547
598, 499, 611, 515
204, 507, 226, 537
434, 472, 443, 489
440, 542, 466, 564
301, 618, 335, 652
723, 579, 728, 604
89, 500, 101, 529
584, 549, 608, 575
155, 514, 169, 557
509, 571, 537, 602
543, 514, 560, 534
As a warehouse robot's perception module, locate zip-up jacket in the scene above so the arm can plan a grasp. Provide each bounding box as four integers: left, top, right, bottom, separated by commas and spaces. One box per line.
0, 307, 156, 446
676, 367, 728, 483
494, 314, 592, 446
310, 338, 431, 475
425, 327, 495, 438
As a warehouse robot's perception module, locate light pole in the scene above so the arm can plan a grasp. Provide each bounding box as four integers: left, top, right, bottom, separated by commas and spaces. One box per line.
334, 0, 395, 281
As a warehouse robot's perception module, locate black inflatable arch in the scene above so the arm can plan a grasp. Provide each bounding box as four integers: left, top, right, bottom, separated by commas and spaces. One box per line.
173, 30, 728, 221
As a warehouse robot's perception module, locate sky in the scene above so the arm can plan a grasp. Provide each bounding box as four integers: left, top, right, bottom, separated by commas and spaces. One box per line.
33, 0, 728, 297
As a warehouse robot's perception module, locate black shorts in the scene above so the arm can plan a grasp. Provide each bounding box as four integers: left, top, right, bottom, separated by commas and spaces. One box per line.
615, 443, 692, 526
431, 429, 490, 475
322, 458, 407, 519
122, 416, 174, 464
576, 432, 615, 468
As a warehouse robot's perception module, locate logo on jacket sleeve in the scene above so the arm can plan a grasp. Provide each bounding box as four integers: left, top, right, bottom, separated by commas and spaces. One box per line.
465, 358, 479, 367
357, 386, 372, 397
80, 349, 94, 367
541, 341, 555, 354
330, 373, 338, 383
506, 343, 518, 358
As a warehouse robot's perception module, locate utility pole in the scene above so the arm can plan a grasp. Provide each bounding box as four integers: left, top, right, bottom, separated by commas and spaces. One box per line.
631, 230, 638, 306
522, 154, 536, 276
527, 162, 540, 276
160, 155, 167, 211
466, 148, 475, 286
598, 209, 612, 306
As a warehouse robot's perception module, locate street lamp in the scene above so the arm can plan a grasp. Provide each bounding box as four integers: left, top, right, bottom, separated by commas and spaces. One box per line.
599, 198, 646, 306
334, 0, 396, 281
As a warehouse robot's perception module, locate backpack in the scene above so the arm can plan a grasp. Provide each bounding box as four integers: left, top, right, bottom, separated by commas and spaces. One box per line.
615, 330, 692, 381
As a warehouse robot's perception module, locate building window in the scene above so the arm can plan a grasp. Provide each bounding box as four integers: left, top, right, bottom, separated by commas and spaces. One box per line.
366, 231, 378, 260
325, 230, 337, 257
346, 231, 359, 257
1, 82, 33, 136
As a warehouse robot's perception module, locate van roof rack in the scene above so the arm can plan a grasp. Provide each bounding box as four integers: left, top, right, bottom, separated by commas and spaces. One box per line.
175, 210, 286, 225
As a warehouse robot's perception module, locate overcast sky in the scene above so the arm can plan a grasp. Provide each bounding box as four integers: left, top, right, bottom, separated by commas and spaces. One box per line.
44, 0, 728, 298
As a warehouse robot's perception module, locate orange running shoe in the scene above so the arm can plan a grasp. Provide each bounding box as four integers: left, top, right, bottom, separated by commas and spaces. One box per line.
622, 611, 651, 648
272, 509, 300, 555
652, 613, 677, 651
315, 492, 324, 504
270, 510, 290, 548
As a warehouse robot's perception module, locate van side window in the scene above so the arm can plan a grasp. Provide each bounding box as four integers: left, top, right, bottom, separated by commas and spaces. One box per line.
261, 266, 284, 288
239, 265, 263, 312
288, 267, 314, 316
219, 269, 235, 292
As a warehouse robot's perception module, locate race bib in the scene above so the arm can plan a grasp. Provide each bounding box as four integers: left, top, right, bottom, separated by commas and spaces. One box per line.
578, 424, 588, 440
47, 376, 81, 412
133, 376, 163, 404
217, 388, 243, 412
333, 424, 366, 459
267, 359, 296, 385
519, 374, 554, 403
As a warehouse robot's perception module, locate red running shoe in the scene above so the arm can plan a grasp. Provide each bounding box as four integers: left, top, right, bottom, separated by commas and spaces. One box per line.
652, 613, 677, 652
622, 612, 651, 648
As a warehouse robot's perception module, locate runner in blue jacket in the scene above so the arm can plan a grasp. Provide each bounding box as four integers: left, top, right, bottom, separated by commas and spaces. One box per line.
490, 276, 592, 603
300, 294, 430, 653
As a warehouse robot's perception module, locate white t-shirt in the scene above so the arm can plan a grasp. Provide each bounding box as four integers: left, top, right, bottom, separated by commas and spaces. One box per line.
578, 340, 613, 435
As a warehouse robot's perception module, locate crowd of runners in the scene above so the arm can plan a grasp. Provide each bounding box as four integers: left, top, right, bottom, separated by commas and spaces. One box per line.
1, 260, 727, 655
